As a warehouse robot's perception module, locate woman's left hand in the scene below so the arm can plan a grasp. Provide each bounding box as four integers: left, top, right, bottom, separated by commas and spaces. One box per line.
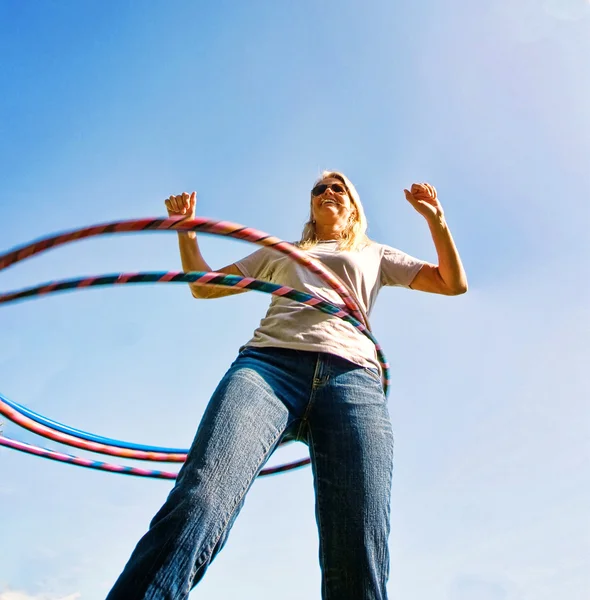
404, 183, 444, 222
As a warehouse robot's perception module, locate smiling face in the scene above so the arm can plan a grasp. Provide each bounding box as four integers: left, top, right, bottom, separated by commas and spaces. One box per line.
311, 177, 356, 235
299, 170, 368, 250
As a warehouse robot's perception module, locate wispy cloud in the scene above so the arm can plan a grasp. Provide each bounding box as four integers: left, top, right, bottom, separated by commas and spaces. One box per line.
0, 591, 81, 600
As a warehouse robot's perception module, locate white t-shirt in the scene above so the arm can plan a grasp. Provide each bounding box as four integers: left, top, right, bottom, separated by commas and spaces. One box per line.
235, 240, 426, 370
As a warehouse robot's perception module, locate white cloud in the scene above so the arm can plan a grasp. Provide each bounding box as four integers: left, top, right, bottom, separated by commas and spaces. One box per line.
0, 591, 81, 600
543, 0, 590, 21
492, 0, 590, 43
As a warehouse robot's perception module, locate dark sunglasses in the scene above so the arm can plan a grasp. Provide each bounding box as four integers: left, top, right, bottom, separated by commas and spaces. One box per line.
311, 182, 346, 197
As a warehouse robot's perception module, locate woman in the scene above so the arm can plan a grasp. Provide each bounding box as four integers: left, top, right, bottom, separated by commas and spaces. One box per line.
106, 172, 467, 600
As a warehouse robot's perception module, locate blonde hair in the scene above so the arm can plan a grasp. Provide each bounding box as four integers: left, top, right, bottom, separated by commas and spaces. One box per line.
298, 171, 371, 251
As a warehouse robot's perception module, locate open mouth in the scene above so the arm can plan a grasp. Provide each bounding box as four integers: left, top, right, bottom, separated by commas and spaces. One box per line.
320, 198, 339, 206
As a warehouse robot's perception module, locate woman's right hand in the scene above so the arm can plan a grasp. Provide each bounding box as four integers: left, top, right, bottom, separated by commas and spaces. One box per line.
165, 191, 196, 220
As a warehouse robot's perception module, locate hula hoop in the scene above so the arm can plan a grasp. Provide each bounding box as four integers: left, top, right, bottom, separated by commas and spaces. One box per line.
0, 217, 370, 328
0, 217, 389, 479
0, 392, 188, 453
0, 272, 388, 477
0, 435, 312, 480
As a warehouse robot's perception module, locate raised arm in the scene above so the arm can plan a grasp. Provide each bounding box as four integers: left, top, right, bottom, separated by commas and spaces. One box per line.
403, 183, 468, 296
165, 192, 246, 299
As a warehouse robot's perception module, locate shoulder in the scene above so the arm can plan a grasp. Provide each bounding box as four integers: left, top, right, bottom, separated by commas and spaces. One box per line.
375, 242, 417, 260
359, 240, 397, 258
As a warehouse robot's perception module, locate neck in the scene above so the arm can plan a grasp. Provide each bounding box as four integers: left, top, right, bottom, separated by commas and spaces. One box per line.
315, 224, 347, 241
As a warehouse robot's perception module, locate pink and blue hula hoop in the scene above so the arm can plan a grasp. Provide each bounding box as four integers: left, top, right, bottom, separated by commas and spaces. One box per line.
0, 217, 389, 480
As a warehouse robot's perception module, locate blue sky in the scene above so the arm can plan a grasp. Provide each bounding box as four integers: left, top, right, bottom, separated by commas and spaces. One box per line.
1, 1, 589, 599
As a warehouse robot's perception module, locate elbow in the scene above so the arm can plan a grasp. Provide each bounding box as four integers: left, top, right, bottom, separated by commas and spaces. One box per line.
435, 268, 468, 296
447, 281, 468, 296
190, 285, 210, 299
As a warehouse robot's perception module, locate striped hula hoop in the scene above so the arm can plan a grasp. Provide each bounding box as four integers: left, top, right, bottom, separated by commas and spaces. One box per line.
0, 217, 389, 479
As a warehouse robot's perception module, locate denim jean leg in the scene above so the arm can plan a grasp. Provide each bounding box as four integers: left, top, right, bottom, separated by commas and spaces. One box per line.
308, 361, 394, 600
106, 357, 294, 600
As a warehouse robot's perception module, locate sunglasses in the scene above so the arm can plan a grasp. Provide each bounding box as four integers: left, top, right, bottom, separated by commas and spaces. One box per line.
311, 182, 347, 197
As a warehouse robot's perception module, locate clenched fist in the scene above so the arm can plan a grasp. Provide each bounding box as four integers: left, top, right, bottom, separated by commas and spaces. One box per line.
404, 183, 444, 222
165, 191, 197, 220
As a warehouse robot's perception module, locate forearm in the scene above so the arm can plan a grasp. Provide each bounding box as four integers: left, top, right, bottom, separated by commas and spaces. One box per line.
427, 215, 468, 294
177, 232, 216, 298
177, 231, 211, 273
176, 232, 245, 299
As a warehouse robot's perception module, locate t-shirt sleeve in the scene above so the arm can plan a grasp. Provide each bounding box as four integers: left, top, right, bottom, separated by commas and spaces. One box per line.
234, 247, 276, 280
380, 244, 427, 288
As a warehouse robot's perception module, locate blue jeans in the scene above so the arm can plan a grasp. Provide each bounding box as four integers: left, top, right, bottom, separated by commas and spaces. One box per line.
106, 347, 394, 599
